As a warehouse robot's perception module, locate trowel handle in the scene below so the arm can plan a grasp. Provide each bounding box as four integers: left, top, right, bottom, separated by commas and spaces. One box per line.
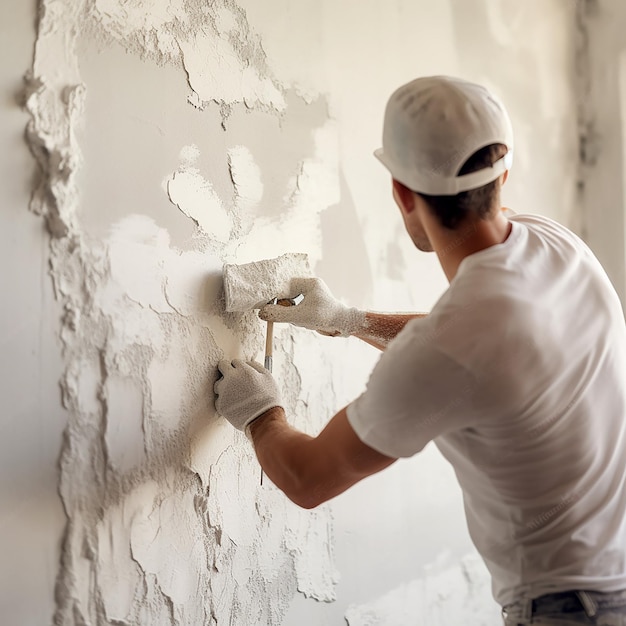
264, 321, 274, 373
263, 298, 294, 373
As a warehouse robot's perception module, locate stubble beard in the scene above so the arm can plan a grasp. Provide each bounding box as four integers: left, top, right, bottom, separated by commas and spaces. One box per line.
414, 236, 434, 252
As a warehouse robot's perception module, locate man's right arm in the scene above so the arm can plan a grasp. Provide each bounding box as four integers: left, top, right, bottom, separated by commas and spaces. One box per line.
258, 277, 428, 350
354, 312, 427, 350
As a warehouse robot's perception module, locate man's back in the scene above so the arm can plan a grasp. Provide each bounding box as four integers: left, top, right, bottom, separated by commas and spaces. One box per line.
433, 213, 626, 604
346, 213, 626, 605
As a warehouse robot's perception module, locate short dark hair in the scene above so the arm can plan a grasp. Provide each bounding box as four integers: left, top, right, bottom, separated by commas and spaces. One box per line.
418, 143, 508, 230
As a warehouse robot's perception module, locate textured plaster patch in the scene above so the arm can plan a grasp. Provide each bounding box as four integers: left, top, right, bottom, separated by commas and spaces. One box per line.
27, 0, 340, 623
285, 504, 339, 601
91, 0, 286, 112
96, 493, 145, 623
206, 445, 299, 624
167, 145, 232, 242
24, 0, 86, 239
130, 485, 210, 609
229, 144, 264, 212
103, 375, 146, 473
180, 33, 286, 111
94, 0, 186, 42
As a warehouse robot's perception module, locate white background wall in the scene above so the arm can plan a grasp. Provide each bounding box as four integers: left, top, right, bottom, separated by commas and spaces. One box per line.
3, 1, 620, 625
0, 2, 68, 624
579, 0, 626, 304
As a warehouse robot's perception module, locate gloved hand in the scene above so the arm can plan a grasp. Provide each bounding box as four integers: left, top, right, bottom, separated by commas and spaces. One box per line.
258, 277, 365, 337
214, 359, 282, 432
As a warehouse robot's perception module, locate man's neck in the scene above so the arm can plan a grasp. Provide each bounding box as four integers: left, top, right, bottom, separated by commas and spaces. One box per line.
429, 211, 512, 282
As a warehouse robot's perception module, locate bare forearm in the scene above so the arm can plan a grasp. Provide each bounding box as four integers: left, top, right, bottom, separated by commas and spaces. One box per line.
249, 407, 318, 508
354, 312, 427, 350
248, 405, 395, 509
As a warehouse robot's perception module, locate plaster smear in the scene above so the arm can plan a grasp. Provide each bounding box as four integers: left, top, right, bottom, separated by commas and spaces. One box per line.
167, 144, 233, 243
345, 552, 500, 626
49, 220, 226, 624
166, 122, 339, 271
272, 328, 341, 601
90, 0, 286, 112
228, 144, 264, 214
28, 0, 341, 623
227, 120, 340, 266
206, 445, 298, 623
180, 33, 285, 111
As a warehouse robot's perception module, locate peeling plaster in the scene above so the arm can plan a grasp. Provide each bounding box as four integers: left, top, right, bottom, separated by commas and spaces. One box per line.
228, 144, 264, 213
90, 0, 286, 114
26, 0, 340, 624
168, 146, 233, 243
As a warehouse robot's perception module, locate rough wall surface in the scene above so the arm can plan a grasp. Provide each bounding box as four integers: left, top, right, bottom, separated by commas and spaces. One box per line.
1, 0, 590, 625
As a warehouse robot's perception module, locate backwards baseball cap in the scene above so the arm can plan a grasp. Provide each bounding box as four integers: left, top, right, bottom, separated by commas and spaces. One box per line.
374, 76, 514, 196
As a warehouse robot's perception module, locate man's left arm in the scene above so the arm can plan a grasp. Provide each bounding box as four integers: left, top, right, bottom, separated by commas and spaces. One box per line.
214, 359, 396, 509
249, 405, 396, 509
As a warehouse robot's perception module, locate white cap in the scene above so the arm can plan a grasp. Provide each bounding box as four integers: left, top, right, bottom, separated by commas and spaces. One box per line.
374, 76, 514, 195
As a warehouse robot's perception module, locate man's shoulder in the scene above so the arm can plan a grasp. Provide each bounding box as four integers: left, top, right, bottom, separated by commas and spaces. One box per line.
510, 212, 586, 247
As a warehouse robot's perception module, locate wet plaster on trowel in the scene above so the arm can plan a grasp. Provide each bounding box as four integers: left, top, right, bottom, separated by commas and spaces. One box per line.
27, 0, 341, 623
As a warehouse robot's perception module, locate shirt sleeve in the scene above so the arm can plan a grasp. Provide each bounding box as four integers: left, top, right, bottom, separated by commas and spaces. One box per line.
346, 320, 480, 458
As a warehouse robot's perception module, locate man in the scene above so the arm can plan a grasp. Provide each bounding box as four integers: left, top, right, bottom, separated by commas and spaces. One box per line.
214, 76, 626, 624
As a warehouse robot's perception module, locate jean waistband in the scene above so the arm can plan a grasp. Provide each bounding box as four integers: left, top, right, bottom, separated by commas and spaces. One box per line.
503, 590, 601, 621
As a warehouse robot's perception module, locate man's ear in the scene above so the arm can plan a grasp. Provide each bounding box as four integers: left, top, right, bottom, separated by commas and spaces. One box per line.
392, 179, 416, 214
501, 170, 509, 185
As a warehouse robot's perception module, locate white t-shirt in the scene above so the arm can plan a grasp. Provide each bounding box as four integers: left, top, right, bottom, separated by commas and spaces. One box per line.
346, 214, 626, 606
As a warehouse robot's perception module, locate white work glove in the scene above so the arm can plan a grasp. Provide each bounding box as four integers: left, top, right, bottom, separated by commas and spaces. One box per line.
214, 359, 282, 432
259, 277, 365, 337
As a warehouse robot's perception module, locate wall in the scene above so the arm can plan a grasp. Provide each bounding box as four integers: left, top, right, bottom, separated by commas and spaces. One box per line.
0, 2, 68, 625
577, 0, 626, 304
1, 1, 589, 625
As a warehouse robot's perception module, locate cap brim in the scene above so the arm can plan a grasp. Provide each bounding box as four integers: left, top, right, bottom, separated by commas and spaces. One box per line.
373, 147, 418, 191
373, 148, 513, 195
373, 147, 395, 175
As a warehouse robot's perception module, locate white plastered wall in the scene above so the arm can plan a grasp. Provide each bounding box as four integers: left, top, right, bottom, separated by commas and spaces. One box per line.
578, 0, 626, 305
0, 1, 591, 625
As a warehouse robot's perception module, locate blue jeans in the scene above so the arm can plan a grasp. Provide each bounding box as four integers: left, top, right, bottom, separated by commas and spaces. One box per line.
502, 590, 626, 625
